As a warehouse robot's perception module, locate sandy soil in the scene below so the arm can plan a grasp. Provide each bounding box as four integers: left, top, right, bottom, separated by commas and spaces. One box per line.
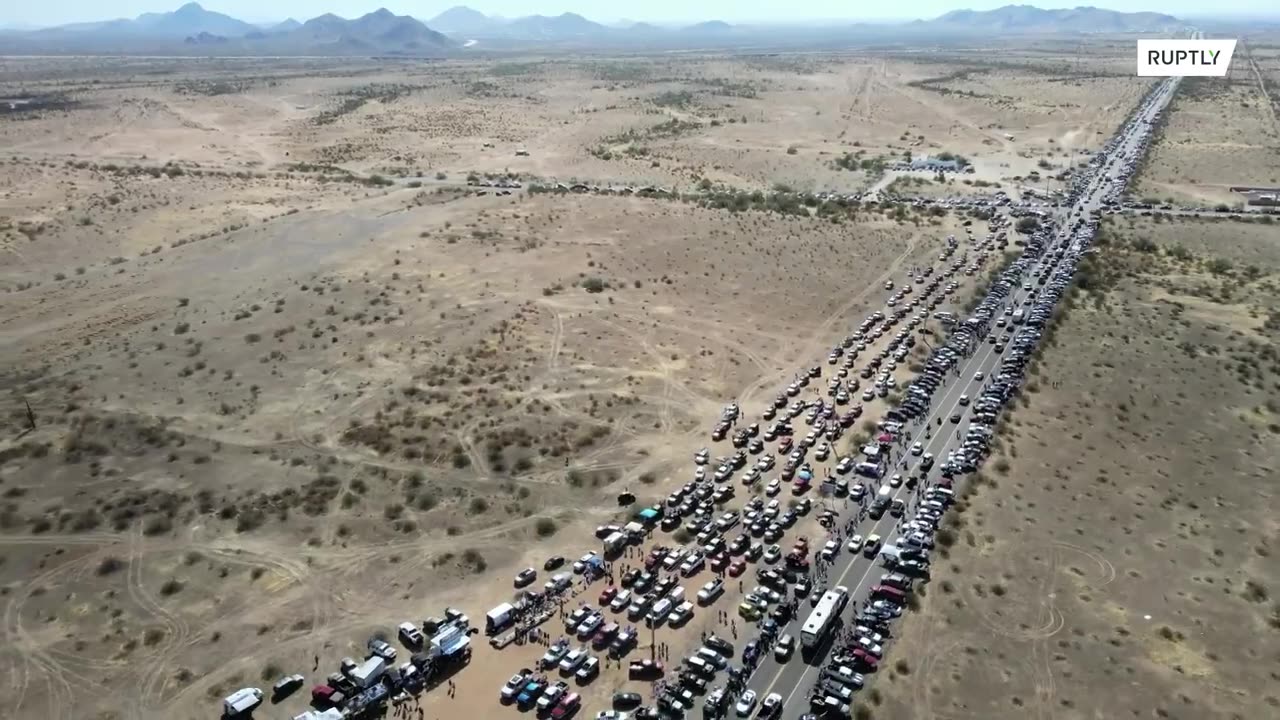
871, 215, 1280, 720
0, 48, 1159, 720
1134, 73, 1280, 206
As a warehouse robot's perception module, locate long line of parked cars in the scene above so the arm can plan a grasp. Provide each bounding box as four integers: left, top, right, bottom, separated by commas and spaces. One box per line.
794, 77, 1177, 720
221, 79, 1171, 720
482, 221, 998, 719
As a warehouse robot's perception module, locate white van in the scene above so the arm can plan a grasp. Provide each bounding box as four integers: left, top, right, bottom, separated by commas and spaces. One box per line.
646, 599, 673, 626
668, 586, 686, 604
855, 462, 883, 479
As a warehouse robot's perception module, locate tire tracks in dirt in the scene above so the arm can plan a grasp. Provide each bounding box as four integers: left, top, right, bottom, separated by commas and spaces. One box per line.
1241, 39, 1279, 132
131, 527, 191, 711
546, 307, 565, 371
1052, 541, 1116, 588
877, 77, 1013, 152
322, 512, 566, 577
1029, 546, 1061, 720
2, 548, 117, 719
738, 231, 924, 411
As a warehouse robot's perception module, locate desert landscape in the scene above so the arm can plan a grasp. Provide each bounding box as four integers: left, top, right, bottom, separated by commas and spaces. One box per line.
873, 213, 1280, 720
1133, 34, 1280, 206
1, 6, 1273, 720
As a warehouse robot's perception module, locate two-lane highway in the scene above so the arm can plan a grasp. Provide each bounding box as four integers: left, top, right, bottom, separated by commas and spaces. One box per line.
742, 76, 1180, 720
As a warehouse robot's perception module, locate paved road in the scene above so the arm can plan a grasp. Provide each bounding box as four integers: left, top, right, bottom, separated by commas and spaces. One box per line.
741, 76, 1181, 720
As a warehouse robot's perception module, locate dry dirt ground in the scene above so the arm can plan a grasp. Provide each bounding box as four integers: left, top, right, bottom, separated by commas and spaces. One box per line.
0, 49, 1146, 720
1133, 62, 1280, 206
872, 214, 1280, 720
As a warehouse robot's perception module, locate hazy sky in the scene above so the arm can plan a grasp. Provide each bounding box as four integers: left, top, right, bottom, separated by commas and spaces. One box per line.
4, 0, 1271, 28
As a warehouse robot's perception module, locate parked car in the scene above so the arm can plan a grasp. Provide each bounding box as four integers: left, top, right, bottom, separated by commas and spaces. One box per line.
774, 634, 794, 662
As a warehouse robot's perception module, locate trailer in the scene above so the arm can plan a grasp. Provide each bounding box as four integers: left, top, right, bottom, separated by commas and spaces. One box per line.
603, 530, 628, 556
346, 682, 389, 717
486, 603, 516, 635
293, 710, 343, 720
349, 657, 386, 689
223, 688, 264, 716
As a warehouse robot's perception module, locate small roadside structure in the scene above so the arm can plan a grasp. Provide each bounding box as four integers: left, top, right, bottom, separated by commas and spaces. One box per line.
909, 156, 962, 173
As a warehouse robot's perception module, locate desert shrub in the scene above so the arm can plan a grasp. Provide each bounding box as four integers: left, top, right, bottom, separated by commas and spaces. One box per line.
143, 515, 174, 536
97, 557, 125, 576
1206, 257, 1233, 275
69, 508, 102, 532
582, 277, 606, 293
235, 508, 266, 532
159, 578, 184, 596
535, 517, 558, 537
1243, 580, 1268, 603
461, 548, 487, 573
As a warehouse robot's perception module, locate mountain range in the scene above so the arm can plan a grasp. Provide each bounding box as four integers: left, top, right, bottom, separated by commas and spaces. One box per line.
7, 4, 453, 55
923, 5, 1179, 32
0, 4, 1186, 56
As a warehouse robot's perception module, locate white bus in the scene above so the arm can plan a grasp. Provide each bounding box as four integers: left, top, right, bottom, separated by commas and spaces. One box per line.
800, 586, 849, 654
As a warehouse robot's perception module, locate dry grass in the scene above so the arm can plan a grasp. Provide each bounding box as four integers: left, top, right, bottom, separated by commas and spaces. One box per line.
0, 46, 1169, 720
875, 216, 1280, 720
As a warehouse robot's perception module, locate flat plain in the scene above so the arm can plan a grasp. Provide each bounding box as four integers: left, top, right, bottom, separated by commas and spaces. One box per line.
874, 213, 1280, 720
1133, 37, 1280, 205
0, 46, 1181, 720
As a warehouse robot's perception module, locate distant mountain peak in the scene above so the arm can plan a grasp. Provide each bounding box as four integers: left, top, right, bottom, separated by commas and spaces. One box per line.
126, 2, 259, 37
925, 4, 1179, 32
683, 20, 733, 33
428, 5, 494, 34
